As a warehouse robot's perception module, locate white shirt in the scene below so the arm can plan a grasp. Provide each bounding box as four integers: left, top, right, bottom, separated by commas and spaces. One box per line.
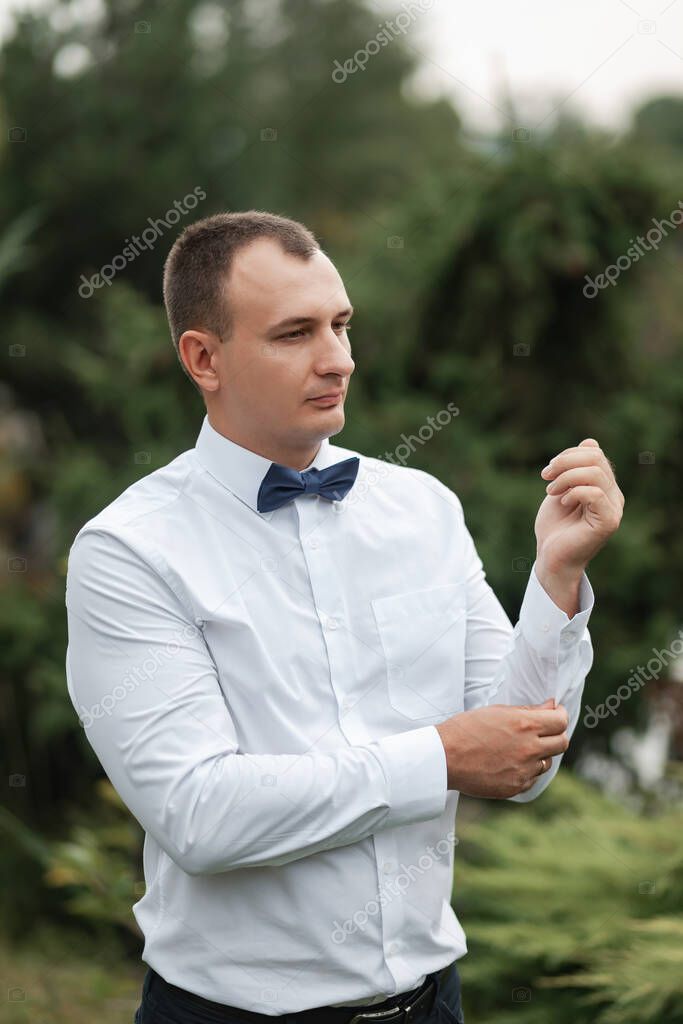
64, 413, 594, 1015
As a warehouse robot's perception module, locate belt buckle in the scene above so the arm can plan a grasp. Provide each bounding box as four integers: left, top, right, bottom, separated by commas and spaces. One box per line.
346, 977, 436, 1024
347, 1008, 404, 1024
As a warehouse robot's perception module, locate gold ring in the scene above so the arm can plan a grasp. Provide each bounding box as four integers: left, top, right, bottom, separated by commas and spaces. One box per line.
539, 757, 548, 773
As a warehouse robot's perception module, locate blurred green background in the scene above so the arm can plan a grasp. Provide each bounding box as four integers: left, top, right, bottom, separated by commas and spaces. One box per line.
1, 1, 682, 1021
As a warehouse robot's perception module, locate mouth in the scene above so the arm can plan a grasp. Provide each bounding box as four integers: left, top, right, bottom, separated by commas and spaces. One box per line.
307, 391, 344, 406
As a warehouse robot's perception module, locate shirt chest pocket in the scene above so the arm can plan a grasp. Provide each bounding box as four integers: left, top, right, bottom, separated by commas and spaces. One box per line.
371, 583, 467, 723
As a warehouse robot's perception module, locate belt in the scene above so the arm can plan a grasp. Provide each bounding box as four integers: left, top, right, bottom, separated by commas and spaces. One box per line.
343, 962, 453, 1024
147, 960, 456, 1024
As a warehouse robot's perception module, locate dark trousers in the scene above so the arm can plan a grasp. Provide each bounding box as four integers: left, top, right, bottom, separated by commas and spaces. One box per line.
134, 960, 465, 1024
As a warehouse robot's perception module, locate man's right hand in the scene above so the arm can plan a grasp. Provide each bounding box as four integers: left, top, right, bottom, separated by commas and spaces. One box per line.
434, 698, 569, 798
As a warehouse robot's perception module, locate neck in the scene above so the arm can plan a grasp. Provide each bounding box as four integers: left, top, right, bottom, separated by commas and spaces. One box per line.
206, 411, 322, 471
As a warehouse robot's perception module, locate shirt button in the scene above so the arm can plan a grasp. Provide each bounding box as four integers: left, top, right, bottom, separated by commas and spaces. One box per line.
383, 860, 396, 874
388, 941, 400, 956
327, 617, 339, 630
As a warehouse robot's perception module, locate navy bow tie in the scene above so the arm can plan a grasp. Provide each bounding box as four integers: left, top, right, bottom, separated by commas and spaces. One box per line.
257, 456, 360, 513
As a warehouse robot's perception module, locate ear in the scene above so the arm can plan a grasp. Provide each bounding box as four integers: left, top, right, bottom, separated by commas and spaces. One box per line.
178, 329, 221, 391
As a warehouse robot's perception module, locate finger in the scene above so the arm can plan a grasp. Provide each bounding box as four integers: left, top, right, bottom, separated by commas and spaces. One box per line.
538, 733, 569, 758
520, 760, 551, 790
534, 756, 553, 776
581, 440, 622, 483
543, 448, 605, 478
577, 442, 623, 509
558, 485, 622, 529
527, 707, 569, 735
542, 443, 619, 499
546, 465, 612, 500
550, 467, 623, 517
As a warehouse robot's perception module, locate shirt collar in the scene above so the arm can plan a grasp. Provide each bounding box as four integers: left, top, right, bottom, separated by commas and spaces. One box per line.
193, 414, 338, 519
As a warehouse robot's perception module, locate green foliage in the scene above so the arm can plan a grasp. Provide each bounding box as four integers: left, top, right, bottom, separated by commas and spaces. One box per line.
631, 95, 683, 152
41, 780, 144, 936
0, 207, 42, 291
1, 778, 143, 938
455, 772, 683, 1022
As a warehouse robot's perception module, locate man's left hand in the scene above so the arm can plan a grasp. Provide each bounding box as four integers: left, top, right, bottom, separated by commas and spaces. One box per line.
535, 438, 624, 575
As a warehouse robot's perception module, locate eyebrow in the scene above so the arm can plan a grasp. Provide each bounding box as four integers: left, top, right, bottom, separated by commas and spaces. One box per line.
267, 306, 354, 335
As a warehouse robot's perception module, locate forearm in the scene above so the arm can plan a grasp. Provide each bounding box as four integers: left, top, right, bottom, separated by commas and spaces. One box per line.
146, 730, 448, 876
66, 529, 448, 879
464, 561, 594, 713
534, 556, 585, 619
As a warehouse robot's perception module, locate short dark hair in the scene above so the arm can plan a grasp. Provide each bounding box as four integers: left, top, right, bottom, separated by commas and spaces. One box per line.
162, 210, 320, 388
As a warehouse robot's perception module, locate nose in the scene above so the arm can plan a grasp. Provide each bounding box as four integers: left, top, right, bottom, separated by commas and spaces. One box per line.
315, 328, 355, 380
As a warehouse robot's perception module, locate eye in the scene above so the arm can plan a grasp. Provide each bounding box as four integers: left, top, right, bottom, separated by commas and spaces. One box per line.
280, 321, 352, 340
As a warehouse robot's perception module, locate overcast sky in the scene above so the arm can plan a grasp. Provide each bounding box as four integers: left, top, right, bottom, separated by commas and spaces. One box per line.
3, 0, 682, 134
383, 0, 683, 133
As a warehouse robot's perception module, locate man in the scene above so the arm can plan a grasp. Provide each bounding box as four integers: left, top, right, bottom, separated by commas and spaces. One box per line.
65, 211, 624, 1024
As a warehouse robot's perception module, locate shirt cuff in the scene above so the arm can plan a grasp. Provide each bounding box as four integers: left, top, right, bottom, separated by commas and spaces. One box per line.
518, 559, 595, 660
372, 725, 448, 828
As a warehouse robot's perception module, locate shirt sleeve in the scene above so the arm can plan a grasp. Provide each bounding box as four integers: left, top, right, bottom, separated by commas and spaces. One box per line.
448, 487, 594, 802
64, 529, 447, 877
